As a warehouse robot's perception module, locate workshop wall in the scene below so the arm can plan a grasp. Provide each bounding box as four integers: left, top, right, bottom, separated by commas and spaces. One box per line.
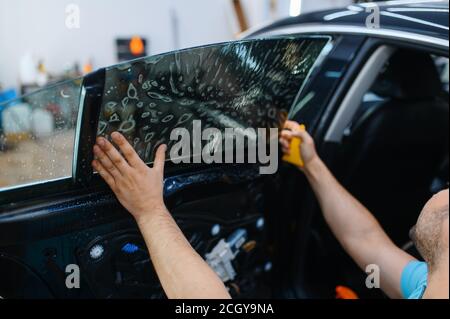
301, 0, 353, 13
0, 0, 351, 90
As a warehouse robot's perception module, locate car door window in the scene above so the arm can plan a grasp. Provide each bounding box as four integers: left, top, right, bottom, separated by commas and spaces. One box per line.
0, 79, 83, 190
0, 37, 331, 192
97, 37, 331, 165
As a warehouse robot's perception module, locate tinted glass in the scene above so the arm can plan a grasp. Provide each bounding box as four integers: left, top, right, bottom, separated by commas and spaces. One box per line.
97, 37, 330, 163
0, 79, 83, 190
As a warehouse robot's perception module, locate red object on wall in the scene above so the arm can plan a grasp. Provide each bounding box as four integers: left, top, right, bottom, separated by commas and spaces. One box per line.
130, 36, 145, 56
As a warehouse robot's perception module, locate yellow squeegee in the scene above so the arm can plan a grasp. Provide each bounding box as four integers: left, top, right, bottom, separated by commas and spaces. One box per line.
282, 124, 306, 168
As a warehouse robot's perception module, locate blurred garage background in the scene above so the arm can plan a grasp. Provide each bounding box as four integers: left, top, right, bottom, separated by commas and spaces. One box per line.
0, 0, 358, 94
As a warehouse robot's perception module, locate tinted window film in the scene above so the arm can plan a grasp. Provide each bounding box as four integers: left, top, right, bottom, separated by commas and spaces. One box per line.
0, 79, 82, 190
97, 37, 330, 164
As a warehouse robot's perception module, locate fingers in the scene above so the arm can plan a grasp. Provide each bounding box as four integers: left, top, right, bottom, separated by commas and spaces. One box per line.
97, 137, 131, 175
93, 145, 122, 179
280, 123, 309, 157
280, 131, 294, 155
280, 122, 305, 142
111, 132, 144, 168
280, 122, 306, 148
280, 130, 294, 141
281, 129, 294, 138
283, 120, 301, 131
153, 144, 167, 173
92, 159, 116, 189
279, 136, 291, 149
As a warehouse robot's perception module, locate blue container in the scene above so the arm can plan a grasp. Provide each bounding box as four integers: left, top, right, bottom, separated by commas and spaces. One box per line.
0, 89, 18, 130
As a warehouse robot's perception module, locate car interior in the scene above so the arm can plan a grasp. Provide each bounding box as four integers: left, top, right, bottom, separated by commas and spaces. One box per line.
301, 47, 449, 298
341, 49, 449, 245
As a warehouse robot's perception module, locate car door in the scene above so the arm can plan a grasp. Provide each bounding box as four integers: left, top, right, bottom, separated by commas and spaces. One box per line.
0, 36, 333, 299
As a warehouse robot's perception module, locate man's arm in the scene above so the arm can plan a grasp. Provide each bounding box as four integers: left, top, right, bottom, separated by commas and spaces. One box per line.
280, 122, 415, 298
92, 132, 231, 299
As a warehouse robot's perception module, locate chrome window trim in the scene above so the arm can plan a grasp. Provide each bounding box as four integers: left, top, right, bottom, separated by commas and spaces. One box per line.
324, 45, 395, 142
0, 177, 71, 193
72, 86, 87, 182
246, 24, 449, 49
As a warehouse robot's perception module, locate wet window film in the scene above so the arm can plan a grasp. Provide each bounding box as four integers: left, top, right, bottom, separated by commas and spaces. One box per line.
0, 79, 83, 190
97, 37, 330, 164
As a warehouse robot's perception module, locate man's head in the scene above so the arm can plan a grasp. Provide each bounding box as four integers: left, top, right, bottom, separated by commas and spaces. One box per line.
411, 189, 449, 272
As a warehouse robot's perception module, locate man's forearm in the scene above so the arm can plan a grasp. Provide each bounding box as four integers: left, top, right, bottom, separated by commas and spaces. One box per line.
137, 206, 231, 299
304, 158, 392, 268
280, 125, 415, 298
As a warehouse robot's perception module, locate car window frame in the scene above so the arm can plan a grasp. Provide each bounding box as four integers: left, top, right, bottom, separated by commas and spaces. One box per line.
1, 35, 334, 208
0, 78, 84, 194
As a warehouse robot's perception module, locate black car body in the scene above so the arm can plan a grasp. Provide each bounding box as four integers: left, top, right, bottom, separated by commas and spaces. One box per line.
0, 0, 448, 299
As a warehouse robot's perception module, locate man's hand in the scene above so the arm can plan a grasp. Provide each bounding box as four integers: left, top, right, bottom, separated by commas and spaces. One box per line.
92, 132, 167, 225
279, 120, 319, 172
92, 132, 231, 299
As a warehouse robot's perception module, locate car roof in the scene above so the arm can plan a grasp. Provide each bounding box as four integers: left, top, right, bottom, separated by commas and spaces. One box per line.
249, 0, 449, 44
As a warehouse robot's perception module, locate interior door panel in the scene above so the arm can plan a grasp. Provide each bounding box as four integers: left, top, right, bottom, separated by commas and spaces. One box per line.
0, 165, 285, 299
